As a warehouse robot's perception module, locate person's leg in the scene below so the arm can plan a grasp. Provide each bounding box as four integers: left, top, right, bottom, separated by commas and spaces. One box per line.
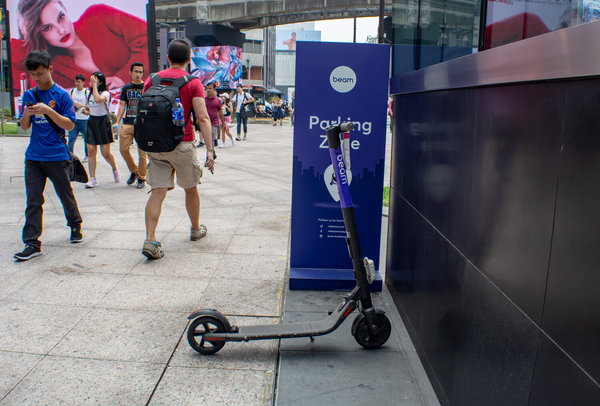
87, 144, 98, 179
22, 160, 47, 248
81, 120, 89, 158
145, 188, 167, 241
236, 112, 242, 140
242, 116, 248, 139
137, 149, 148, 181
119, 124, 138, 176
47, 160, 82, 230
184, 186, 200, 230
67, 127, 78, 153
100, 143, 118, 171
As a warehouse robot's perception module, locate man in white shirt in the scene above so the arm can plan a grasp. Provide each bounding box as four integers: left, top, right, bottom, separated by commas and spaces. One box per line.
231, 84, 254, 141
67, 74, 90, 161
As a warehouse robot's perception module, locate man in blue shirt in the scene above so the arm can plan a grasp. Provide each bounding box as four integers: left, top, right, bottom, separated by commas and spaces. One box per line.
14, 50, 83, 261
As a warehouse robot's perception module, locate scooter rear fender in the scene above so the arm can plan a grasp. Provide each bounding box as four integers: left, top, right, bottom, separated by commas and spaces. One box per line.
187, 309, 232, 332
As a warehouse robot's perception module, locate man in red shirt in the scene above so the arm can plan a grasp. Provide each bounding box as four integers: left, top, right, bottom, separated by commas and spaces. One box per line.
141, 39, 214, 259
204, 82, 226, 148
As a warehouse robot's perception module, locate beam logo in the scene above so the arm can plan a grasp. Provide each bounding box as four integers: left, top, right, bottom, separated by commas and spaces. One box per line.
329, 66, 356, 93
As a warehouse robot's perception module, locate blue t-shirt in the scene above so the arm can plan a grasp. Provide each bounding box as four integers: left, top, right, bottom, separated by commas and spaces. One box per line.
22, 84, 76, 161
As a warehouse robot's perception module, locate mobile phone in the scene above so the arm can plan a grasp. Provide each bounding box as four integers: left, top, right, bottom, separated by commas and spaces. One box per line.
25, 102, 34, 107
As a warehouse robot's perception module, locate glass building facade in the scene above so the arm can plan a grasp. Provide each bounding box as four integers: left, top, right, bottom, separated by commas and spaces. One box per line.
392, 0, 600, 76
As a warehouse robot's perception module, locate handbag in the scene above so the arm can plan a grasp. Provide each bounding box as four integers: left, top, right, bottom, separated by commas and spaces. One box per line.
32, 88, 89, 183
239, 93, 256, 118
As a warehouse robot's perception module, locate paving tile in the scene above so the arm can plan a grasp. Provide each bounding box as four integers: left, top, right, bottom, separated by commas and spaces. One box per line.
97, 275, 210, 312
47, 247, 143, 275
0, 356, 162, 406
276, 351, 424, 406
0, 302, 88, 353
215, 253, 286, 281
161, 232, 233, 253
171, 316, 279, 371
198, 278, 283, 317
0, 351, 43, 399
0, 266, 43, 300
149, 366, 274, 406
171, 210, 245, 235
226, 234, 288, 256
130, 251, 221, 279
5, 270, 123, 307
50, 308, 188, 363
89, 230, 148, 250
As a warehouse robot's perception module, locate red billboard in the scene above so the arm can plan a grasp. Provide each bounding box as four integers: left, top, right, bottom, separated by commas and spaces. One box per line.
7, 0, 149, 113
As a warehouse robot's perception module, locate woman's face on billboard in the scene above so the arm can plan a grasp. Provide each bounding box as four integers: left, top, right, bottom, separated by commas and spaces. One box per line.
39, 1, 75, 48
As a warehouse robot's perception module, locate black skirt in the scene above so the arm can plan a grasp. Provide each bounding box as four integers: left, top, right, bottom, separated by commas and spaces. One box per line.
86, 115, 113, 145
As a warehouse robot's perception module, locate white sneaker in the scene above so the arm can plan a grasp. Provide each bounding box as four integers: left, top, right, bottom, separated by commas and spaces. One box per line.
218, 143, 226, 149
231, 139, 237, 146
85, 178, 98, 188
113, 170, 121, 183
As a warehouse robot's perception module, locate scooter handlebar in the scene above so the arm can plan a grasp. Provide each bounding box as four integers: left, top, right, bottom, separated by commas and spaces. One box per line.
340, 122, 355, 132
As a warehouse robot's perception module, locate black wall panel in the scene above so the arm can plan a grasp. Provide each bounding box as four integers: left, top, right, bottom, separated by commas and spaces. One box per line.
469, 83, 562, 323
541, 79, 600, 383
387, 78, 600, 405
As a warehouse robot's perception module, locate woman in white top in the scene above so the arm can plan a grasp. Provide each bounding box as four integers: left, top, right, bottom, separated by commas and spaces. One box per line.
83, 72, 120, 188
231, 84, 254, 141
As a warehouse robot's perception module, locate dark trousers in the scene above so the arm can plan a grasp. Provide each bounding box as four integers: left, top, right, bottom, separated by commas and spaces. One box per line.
236, 112, 248, 135
23, 159, 82, 248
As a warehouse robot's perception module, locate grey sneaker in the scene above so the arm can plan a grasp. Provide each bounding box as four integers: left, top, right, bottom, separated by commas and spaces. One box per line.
142, 240, 164, 259
190, 225, 207, 241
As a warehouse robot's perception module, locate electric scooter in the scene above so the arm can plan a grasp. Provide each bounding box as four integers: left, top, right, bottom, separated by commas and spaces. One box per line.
186, 122, 392, 355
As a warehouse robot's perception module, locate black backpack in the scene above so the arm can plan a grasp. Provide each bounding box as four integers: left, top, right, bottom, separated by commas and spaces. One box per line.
134, 73, 196, 152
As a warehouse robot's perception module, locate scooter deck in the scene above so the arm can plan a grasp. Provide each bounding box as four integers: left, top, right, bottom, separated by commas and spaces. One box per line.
206, 305, 352, 342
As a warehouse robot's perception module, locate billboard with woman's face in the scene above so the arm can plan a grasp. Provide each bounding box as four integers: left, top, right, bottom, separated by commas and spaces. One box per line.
190, 46, 243, 88
7, 0, 149, 113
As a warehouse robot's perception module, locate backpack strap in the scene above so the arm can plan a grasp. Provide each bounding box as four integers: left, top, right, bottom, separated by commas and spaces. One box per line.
150, 73, 163, 87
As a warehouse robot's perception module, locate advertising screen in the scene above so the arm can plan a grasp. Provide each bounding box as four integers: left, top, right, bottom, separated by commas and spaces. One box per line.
485, 0, 573, 49
276, 30, 321, 51
7, 0, 149, 114
190, 46, 243, 88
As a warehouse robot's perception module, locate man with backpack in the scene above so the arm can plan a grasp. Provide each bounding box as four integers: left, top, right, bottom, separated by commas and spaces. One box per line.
14, 50, 82, 261
138, 39, 214, 259
67, 74, 90, 161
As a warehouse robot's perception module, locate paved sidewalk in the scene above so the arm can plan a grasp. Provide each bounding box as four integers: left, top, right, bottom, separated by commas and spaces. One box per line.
0, 123, 437, 405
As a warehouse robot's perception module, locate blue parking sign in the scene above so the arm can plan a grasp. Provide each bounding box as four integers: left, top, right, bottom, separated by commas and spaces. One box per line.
290, 42, 390, 290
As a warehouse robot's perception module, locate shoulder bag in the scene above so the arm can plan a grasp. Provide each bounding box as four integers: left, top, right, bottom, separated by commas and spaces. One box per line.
240, 92, 256, 118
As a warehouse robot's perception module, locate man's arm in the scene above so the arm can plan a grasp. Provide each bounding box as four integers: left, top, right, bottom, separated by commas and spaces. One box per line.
116, 100, 127, 124
192, 96, 215, 172
19, 106, 32, 130
218, 108, 225, 130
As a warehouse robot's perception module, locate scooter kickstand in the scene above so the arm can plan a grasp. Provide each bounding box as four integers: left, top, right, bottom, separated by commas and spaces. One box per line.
310, 336, 315, 343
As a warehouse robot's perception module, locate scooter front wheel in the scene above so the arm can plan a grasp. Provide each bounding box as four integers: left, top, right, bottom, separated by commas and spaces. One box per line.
352, 312, 392, 349
187, 316, 227, 355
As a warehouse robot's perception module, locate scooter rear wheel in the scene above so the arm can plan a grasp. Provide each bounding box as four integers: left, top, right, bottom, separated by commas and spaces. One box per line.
352, 313, 392, 349
187, 316, 227, 355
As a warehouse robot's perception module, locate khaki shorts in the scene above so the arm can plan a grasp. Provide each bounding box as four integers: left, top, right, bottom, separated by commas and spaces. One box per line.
147, 142, 203, 190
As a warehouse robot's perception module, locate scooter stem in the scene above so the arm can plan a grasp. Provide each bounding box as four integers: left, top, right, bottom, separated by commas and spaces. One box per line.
325, 124, 373, 311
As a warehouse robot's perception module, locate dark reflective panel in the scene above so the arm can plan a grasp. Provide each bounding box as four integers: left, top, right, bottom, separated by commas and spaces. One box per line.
386, 195, 465, 403
450, 262, 539, 406
468, 83, 562, 323
529, 336, 600, 406
542, 78, 600, 383
391, 90, 475, 254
